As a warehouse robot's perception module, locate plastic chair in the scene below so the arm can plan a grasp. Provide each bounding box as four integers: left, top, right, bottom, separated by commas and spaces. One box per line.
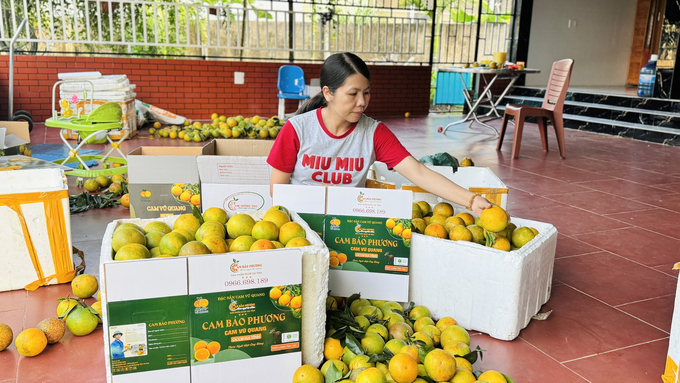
497, 59, 574, 159
277, 65, 310, 119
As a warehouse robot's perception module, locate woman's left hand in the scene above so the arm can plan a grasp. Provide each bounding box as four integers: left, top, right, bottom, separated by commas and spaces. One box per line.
471, 196, 492, 217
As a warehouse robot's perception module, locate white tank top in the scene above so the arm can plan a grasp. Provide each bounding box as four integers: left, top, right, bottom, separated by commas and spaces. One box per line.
288, 110, 380, 187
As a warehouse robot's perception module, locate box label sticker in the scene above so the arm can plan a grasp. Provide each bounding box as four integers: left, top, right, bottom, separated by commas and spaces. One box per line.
189, 285, 302, 365
129, 183, 200, 218
325, 215, 410, 274
107, 296, 191, 375
223, 191, 266, 214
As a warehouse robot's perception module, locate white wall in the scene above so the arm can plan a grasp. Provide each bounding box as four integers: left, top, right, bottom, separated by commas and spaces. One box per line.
525, 0, 637, 86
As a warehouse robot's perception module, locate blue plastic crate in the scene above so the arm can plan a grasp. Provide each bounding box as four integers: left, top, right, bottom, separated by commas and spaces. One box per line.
434, 72, 471, 106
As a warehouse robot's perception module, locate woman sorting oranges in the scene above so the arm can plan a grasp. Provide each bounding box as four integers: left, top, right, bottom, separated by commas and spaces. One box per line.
267, 52, 492, 216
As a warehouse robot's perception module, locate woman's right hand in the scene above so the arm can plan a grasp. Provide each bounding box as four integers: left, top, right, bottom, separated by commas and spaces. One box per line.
471, 195, 492, 217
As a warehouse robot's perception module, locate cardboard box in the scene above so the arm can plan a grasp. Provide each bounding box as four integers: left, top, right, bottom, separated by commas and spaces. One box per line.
664, 266, 680, 383
0, 156, 74, 292
408, 214, 557, 341
100, 212, 329, 382
127, 143, 214, 219
367, 162, 508, 209
188, 249, 302, 382
273, 184, 413, 302
0, 121, 31, 157
197, 139, 274, 217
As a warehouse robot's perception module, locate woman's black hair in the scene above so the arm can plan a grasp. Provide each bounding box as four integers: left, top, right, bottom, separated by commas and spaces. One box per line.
297, 52, 371, 115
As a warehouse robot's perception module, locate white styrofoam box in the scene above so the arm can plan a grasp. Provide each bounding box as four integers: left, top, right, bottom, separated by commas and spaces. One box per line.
664, 271, 680, 383
409, 215, 557, 341
368, 162, 508, 209
0, 164, 74, 292
100, 211, 328, 382
58, 71, 102, 80
60, 74, 131, 92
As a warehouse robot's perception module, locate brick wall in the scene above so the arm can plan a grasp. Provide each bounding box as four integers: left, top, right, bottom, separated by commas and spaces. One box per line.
0, 56, 431, 122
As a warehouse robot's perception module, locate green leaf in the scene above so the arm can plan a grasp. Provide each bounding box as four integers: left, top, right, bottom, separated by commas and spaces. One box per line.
367, 348, 393, 363
345, 333, 364, 356
503, 373, 514, 383
325, 362, 343, 383
462, 346, 485, 365
484, 231, 496, 247
193, 205, 205, 225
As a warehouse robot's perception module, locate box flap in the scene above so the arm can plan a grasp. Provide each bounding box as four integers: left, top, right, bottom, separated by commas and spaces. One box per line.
326, 187, 412, 218
211, 139, 274, 156
273, 184, 326, 215
127, 142, 213, 184
370, 161, 506, 190
0, 121, 30, 143
197, 140, 273, 185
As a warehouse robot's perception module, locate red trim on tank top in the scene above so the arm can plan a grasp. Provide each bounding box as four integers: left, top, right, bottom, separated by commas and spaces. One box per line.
317, 108, 357, 139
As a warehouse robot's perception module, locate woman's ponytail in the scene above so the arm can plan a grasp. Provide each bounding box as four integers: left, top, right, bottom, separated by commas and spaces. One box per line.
296, 92, 327, 115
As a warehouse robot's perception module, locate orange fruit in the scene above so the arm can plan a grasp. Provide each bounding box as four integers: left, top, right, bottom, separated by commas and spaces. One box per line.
444, 216, 466, 232
454, 212, 475, 226
414, 317, 435, 332
479, 206, 509, 233
114, 243, 151, 260
290, 295, 302, 309
194, 340, 208, 351
360, 332, 385, 354
71, 274, 98, 298
279, 222, 306, 246
120, 194, 130, 208
324, 337, 343, 360
454, 357, 473, 372
15, 328, 47, 357
195, 222, 226, 242
0, 324, 13, 352
355, 367, 387, 383
202, 207, 228, 225
270, 287, 282, 300
194, 347, 211, 362
174, 214, 201, 233
252, 221, 279, 241
250, 239, 276, 251
511, 227, 536, 248
230, 235, 257, 252
424, 349, 456, 382
449, 225, 473, 241
292, 365, 324, 383
286, 237, 312, 248
491, 236, 511, 252
433, 202, 454, 217
429, 214, 448, 226
440, 325, 471, 347
36, 318, 65, 344
226, 214, 256, 239
337, 253, 348, 263
388, 353, 418, 383
278, 294, 291, 306
179, 241, 210, 256
423, 223, 447, 239
207, 341, 221, 355
399, 345, 421, 364
408, 305, 431, 321
201, 235, 228, 254
450, 368, 477, 383
321, 359, 349, 376
262, 209, 290, 229
477, 370, 507, 383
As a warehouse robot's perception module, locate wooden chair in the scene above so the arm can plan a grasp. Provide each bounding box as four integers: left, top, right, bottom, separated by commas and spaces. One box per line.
497, 59, 574, 159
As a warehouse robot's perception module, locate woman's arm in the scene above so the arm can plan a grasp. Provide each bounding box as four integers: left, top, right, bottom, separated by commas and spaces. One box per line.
392, 156, 492, 216
270, 168, 292, 196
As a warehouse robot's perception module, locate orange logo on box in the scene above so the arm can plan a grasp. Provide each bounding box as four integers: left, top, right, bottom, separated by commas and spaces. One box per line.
140, 189, 151, 198
386, 266, 408, 272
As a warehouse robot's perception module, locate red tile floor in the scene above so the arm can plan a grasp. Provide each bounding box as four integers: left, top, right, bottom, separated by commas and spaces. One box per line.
1, 115, 678, 382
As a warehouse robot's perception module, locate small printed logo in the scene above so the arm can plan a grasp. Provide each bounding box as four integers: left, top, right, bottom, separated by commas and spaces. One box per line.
140, 189, 151, 199
224, 192, 266, 212
194, 297, 209, 314
229, 298, 256, 313
329, 218, 341, 230
357, 191, 364, 203
354, 224, 375, 235
230, 259, 240, 273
